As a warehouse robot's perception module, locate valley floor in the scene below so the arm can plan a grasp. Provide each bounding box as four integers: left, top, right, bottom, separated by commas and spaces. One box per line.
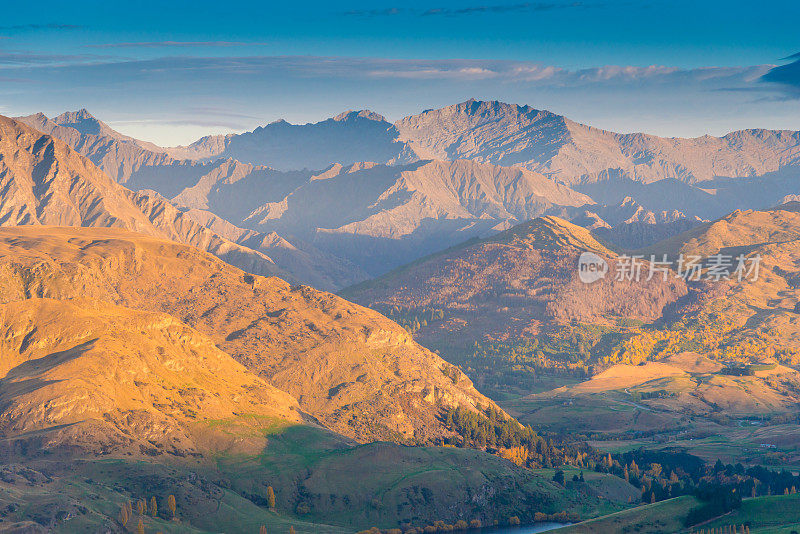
0, 424, 634, 533
552, 493, 800, 534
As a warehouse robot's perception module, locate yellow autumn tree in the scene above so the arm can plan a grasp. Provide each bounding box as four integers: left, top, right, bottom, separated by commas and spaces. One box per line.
167, 495, 176, 519
119, 504, 129, 527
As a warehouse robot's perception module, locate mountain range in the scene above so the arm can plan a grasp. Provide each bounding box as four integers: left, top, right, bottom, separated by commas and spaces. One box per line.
17, 100, 800, 288
396, 100, 800, 186
2, 99, 800, 531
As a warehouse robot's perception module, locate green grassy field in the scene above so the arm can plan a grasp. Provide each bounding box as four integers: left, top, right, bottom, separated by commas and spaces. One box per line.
551, 494, 800, 534
506, 379, 800, 472
532, 467, 641, 505
701, 494, 800, 534
0, 458, 346, 534
0, 424, 635, 533
551, 495, 704, 534
587, 424, 800, 472
505, 391, 681, 436
217, 424, 630, 530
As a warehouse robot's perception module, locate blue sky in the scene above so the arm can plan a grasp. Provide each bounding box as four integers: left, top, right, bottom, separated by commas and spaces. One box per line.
1, 0, 799, 145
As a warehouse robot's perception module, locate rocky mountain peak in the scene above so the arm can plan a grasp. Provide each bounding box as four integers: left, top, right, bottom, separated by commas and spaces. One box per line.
333, 109, 388, 122
52, 108, 104, 135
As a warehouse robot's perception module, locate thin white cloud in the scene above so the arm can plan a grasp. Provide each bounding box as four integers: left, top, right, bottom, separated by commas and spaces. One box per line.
367, 66, 499, 80
0, 51, 102, 67
0, 53, 777, 96
2, 53, 796, 145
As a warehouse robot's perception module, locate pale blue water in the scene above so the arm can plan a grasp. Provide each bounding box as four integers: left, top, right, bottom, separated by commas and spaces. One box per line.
478, 523, 570, 533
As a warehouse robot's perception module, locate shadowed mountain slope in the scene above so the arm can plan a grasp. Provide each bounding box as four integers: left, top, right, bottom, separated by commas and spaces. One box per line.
168, 109, 418, 169
13, 113, 375, 288
180, 158, 594, 274
22, 103, 800, 278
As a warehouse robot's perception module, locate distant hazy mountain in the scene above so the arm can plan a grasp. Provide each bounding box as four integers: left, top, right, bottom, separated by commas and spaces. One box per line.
24, 103, 800, 201
19, 102, 800, 277
17, 109, 176, 183
169, 159, 593, 274
168, 109, 419, 170
182, 204, 368, 289
570, 197, 705, 249
395, 100, 800, 219
14, 112, 365, 289
396, 99, 800, 187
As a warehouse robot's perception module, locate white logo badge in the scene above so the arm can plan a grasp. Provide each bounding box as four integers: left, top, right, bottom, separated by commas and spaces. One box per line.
578, 252, 608, 284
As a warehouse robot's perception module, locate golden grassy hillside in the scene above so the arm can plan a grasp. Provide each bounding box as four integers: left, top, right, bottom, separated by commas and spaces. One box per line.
0, 226, 497, 444
542, 358, 800, 417
0, 298, 301, 457
602, 205, 800, 367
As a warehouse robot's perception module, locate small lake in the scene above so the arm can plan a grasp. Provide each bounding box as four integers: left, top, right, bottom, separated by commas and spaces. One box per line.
478, 523, 570, 533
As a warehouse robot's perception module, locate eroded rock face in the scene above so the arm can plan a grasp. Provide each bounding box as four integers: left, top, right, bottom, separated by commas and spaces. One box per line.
22, 103, 800, 281
176, 158, 592, 274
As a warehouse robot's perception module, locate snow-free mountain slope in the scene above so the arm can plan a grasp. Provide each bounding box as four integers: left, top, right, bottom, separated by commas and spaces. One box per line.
570, 197, 704, 249
0, 225, 498, 444
0, 297, 301, 456
191, 158, 594, 274
638, 202, 800, 258
396, 99, 800, 186
343, 216, 688, 344
14, 113, 371, 288
0, 114, 288, 279
183, 206, 368, 289
21, 103, 800, 278
16, 110, 175, 183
